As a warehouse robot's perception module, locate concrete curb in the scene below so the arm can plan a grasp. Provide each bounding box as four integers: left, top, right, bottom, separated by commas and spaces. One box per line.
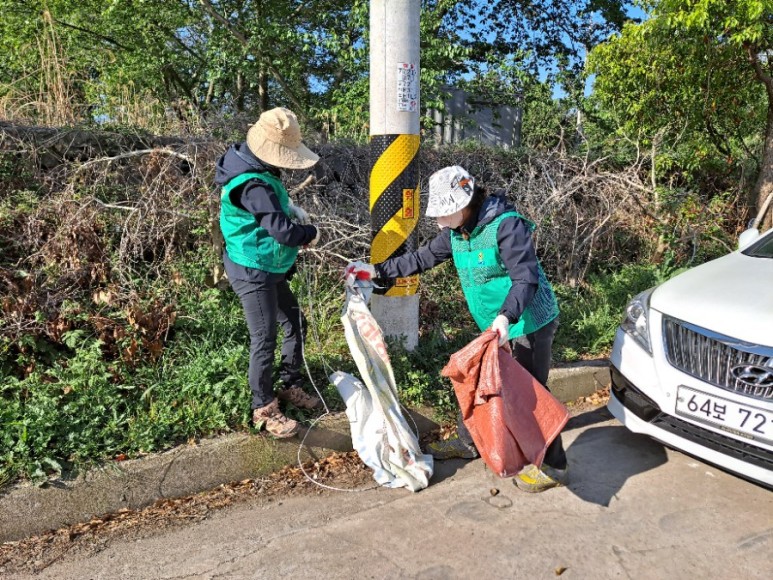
0, 361, 609, 543
550, 359, 611, 402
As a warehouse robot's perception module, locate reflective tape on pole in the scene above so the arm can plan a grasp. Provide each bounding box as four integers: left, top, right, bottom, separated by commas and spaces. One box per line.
369, 133, 420, 297
370, 0, 420, 349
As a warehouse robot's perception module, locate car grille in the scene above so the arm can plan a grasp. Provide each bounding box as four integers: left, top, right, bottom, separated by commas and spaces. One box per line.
663, 317, 773, 402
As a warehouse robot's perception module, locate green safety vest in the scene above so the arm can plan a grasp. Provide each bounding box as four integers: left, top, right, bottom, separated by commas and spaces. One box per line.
450, 210, 559, 339
219, 171, 298, 273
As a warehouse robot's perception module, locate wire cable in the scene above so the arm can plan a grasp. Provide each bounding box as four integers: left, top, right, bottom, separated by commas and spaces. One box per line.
295, 253, 378, 492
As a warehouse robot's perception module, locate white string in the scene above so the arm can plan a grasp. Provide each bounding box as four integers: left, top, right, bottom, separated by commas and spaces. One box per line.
300, 263, 336, 380
295, 254, 378, 493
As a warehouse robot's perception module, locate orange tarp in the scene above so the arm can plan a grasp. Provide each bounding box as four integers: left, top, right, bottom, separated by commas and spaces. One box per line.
441, 330, 569, 478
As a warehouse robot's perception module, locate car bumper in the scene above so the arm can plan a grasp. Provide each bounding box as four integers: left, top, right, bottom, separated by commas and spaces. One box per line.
608, 364, 773, 488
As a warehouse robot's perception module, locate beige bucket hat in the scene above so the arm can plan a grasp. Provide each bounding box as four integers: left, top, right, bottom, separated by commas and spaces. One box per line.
246, 107, 319, 170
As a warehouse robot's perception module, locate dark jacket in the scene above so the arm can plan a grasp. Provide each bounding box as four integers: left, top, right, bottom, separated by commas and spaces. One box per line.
374, 194, 540, 324
215, 143, 317, 283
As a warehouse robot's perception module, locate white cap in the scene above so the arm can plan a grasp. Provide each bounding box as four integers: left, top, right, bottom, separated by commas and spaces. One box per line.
426, 166, 475, 217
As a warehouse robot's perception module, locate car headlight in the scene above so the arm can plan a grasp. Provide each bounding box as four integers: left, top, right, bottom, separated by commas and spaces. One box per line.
620, 289, 654, 354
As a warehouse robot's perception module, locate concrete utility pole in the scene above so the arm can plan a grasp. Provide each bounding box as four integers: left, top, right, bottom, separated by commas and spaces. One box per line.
369, 0, 421, 350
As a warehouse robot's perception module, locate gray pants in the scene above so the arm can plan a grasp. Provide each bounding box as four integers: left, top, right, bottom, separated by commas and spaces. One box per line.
458, 318, 567, 470
229, 278, 306, 409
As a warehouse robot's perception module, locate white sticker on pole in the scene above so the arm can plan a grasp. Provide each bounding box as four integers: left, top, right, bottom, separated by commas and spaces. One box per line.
396, 63, 418, 112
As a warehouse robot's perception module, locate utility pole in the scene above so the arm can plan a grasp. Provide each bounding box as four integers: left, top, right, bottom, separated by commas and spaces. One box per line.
369, 0, 420, 350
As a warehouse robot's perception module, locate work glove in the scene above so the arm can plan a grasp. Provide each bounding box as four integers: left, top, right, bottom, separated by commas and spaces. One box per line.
289, 203, 310, 225
344, 261, 377, 281
491, 314, 510, 347
306, 226, 321, 248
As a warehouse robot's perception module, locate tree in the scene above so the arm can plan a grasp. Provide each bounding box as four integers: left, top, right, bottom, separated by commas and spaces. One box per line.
0, 0, 631, 143
0, 0, 369, 126
589, 0, 773, 227
0, 0, 198, 124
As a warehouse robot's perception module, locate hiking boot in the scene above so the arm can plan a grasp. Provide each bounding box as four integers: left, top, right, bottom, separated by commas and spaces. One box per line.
427, 436, 480, 460
513, 464, 568, 493
252, 399, 299, 438
277, 385, 321, 410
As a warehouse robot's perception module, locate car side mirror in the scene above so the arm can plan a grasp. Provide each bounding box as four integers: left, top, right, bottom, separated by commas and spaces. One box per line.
738, 228, 760, 250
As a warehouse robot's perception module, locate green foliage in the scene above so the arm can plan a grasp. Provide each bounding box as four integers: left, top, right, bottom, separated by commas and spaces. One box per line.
384, 263, 478, 421
0, 0, 631, 137
0, 258, 472, 484
654, 188, 740, 266
520, 81, 574, 150
588, 0, 770, 192
554, 263, 672, 360
3, 124, 755, 490
0, 214, 738, 486
0, 275, 253, 485
388, 335, 463, 422
657, 0, 771, 46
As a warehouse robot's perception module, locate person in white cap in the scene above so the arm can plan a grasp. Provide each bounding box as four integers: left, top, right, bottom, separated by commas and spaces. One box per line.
216, 107, 322, 439
345, 165, 567, 492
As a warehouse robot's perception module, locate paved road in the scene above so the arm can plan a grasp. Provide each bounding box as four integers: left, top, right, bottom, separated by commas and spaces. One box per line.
13, 408, 773, 579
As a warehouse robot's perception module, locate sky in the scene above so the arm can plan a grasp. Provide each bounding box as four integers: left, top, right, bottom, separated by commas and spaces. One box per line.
453, 1, 651, 99
557, 3, 649, 98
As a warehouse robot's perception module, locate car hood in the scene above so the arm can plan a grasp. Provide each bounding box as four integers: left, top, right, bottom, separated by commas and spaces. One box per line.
650, 251, 773, 347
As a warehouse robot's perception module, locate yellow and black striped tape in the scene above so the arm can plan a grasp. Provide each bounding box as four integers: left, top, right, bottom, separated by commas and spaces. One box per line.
369, 134, 420, 297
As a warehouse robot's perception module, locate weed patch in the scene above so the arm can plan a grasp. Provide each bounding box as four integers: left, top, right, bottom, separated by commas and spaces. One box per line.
2, 133, 737, 488
554, 263, 673, 361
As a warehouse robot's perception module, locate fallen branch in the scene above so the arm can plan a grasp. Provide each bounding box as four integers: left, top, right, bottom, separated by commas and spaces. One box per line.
73, 148, 193, 175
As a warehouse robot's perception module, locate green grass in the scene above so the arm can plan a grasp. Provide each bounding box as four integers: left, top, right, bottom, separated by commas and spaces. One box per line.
0, 285, 253, 484
0, 258, 675, 487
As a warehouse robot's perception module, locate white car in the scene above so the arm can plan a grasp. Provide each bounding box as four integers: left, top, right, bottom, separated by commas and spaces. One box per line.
608, 227, 773, 487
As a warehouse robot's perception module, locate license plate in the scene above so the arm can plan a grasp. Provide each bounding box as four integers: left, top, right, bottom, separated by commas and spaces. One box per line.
676, 386, 773, 446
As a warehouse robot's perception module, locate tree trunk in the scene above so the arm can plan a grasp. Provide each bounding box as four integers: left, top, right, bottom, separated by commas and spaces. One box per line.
754, 104, 773, 231
747, 45, 773, 231
235, 71, 245, 113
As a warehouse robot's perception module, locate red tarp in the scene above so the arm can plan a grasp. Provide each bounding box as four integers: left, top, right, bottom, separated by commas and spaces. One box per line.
441, 330, 570, 478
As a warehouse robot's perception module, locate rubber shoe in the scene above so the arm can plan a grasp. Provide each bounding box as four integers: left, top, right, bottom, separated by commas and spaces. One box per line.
514, 464, 568, 493
252, 399, 299, 438
427, 436, 480, 460
277, 385, 321, 410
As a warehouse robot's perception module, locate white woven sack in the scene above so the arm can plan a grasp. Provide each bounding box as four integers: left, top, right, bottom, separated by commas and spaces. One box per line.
334, 288, 433, 491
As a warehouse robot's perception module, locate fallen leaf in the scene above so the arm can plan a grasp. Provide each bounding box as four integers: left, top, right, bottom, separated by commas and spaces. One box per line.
92, 290, 112, 305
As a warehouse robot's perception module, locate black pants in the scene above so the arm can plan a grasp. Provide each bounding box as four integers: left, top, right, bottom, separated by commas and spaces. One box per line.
230, 278, 306, 409
458, 318, 568, 470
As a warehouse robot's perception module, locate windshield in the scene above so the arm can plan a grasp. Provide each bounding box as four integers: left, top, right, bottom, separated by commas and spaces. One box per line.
743, 231, 773, 258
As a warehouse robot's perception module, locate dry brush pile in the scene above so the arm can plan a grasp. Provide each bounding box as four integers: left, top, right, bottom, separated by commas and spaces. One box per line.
1, 130, 218, 376
1, 123, 748, 484
1, 124, 743, 378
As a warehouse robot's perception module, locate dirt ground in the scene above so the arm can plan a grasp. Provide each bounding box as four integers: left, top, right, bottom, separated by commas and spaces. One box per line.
0, 389, 610, 577
0, 451, 374, 576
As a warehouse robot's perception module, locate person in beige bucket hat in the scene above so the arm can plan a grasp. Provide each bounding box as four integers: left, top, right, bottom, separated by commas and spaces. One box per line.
216, 107, 322, 438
